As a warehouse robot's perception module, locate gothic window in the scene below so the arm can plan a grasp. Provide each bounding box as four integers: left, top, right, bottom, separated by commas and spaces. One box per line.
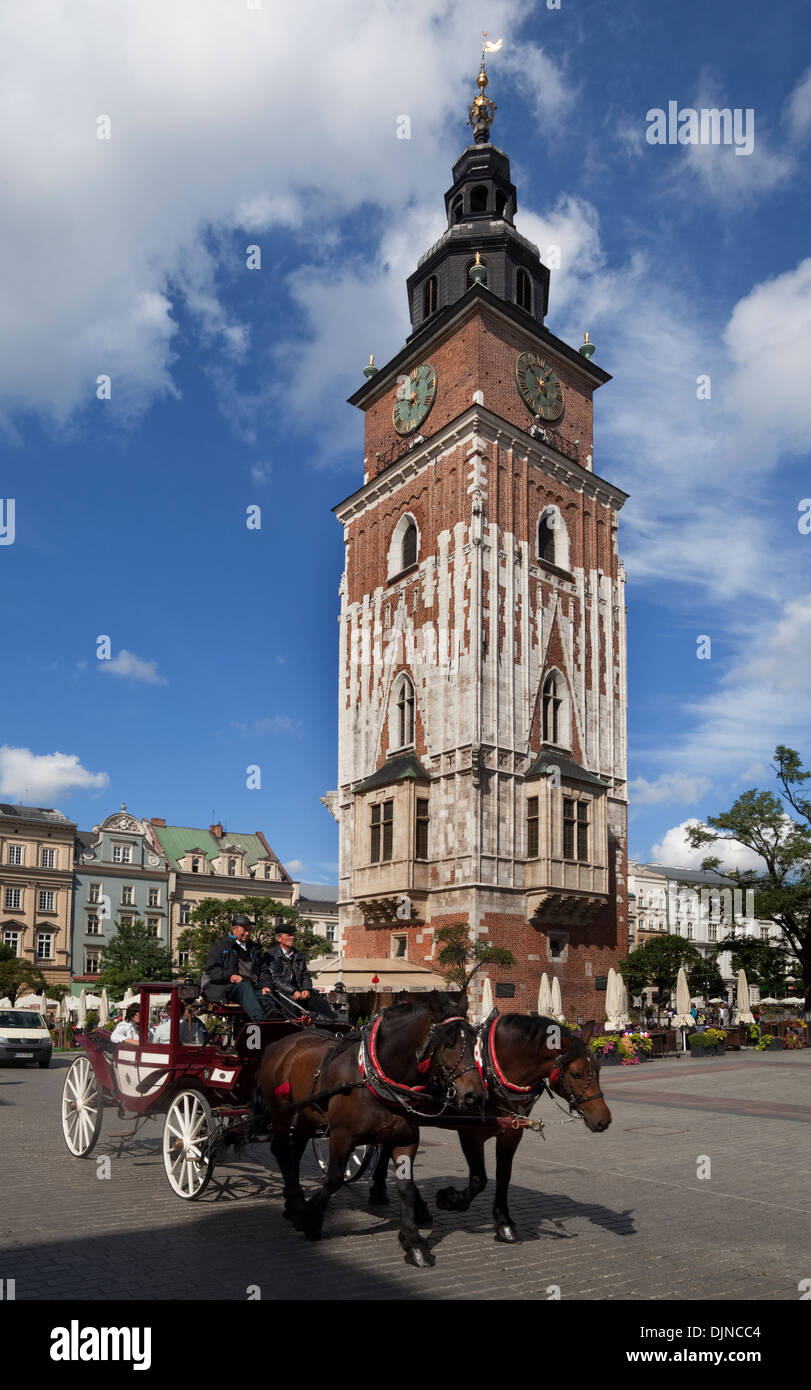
415, 798, 429, 860
451, 195, 464, 223
471, 184, 488, 213
516, 267, 532, 311
423, 276, 438, 318
402, 519, 417, 570
577, 802, 589, 861
395, 674, 415, 748
538, 511, 556, 563
543, 674, 562, 744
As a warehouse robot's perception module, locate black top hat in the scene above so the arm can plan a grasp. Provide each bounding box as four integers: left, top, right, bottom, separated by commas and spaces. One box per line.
231, 913, 252, 928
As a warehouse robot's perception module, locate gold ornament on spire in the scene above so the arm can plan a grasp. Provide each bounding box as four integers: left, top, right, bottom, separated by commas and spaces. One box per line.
468, 31, 499, 144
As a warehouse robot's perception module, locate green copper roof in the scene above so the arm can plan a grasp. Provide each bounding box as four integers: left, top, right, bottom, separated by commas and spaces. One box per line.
352, 752, 430, 795
525, 751, 610, 787
150, 824, 274, 871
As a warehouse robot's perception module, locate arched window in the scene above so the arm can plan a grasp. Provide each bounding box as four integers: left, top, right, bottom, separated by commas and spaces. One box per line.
402, 519, 417, 570
394, 674, 415, 748
422, 276, 438, 318
451, 195, 464, 223
516, 267, 532, 312
538, 512, 556, 563
543, 674, 563, 744
495, 190, 507, 219
470, 184, 488, 213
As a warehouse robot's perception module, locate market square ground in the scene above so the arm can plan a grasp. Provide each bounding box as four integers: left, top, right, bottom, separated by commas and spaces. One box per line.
1, 1051, 808, 1301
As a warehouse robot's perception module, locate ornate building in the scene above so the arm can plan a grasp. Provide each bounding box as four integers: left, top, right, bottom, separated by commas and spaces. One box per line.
332, 61, 629, 1020
0, 803, 77, 988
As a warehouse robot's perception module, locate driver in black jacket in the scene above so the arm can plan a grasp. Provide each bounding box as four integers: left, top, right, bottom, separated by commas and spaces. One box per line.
201, 914, 277, 1021
265, 922, 313, 1000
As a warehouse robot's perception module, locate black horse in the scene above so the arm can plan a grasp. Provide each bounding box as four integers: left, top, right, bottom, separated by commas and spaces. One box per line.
259, 995, 485, 1267
369, 1014, 611, 1242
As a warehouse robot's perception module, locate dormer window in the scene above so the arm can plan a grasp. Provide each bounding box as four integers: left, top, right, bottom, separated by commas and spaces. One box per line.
470, 184, 488, 213
191, 857, 200, 873
228, 858, 237, 876
516, 267, 532, 312
423, 276, 438, 318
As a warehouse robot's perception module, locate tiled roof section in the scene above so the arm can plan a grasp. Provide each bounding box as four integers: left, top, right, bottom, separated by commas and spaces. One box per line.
149, 823, 282, 875
524, 752, 610, 787
352, 752, 430, 795
0, 803, 75, 823
635, 862, 734, 886
299, 883, 338, 903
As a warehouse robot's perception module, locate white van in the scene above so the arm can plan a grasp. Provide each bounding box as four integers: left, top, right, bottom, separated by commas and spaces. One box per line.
0, 1008, 53, 1067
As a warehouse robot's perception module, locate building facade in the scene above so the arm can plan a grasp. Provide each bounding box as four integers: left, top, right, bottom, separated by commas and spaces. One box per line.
147, 819, 295, 961
332, 64, 629, 1021
295, 882, 339, 948
0, 803, 77, 987
70, 806, 170, 994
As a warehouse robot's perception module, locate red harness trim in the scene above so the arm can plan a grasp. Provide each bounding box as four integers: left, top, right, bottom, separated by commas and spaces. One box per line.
488, 1016, 535, 1093
363, 1015, 427, 1094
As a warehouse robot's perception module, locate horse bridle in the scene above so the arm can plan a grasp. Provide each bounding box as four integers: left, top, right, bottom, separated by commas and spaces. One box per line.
416, 1018, 481, 1101
550, 1050, 605, 1113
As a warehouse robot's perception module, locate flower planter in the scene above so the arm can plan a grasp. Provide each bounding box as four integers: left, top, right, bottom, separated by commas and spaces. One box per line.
598, 1051, 623, 1065
688, 1039, 724, 1057
760, 1037, 784, 1050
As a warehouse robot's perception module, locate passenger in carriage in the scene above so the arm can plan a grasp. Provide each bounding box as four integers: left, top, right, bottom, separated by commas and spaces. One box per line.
201, 913, 278, 1022
110, 1003, 141, 1044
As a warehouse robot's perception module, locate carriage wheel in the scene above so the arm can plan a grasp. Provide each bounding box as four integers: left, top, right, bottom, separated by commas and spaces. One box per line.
311, 1138, 379, 1184
61, 1055, 104, 1157
163, 1090, 216, 1200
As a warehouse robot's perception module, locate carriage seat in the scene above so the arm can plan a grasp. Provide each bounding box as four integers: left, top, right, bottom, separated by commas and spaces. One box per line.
198, 1001, 249, 1019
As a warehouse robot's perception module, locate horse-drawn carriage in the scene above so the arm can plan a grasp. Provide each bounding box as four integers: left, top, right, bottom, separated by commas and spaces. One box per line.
60, 979, 374, 1198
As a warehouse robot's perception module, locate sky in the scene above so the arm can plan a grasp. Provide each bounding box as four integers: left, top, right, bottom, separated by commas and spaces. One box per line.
1, 0, 810, 883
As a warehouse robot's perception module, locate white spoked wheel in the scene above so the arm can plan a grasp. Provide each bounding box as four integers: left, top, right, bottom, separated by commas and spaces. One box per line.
163, 1090, 216, 1200
311, 1138, 378, 1184
61, 1055, 104, 1157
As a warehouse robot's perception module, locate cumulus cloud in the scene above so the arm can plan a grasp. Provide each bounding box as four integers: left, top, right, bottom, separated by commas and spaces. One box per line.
629, 773, 714, 806
99, 650, 167, 685
230, 715, 302, 735
649, 819, 767, 875
285, 859, 307, 876
0, 746, 109, 803
784, 64, 811, 141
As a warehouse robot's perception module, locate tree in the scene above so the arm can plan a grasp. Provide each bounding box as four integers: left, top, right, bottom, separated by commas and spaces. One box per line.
97, 919, 175, 994
720, 936, 791, 996
177, 897, 326, 976
0, 955, 47, 1003
619, 936, 704, 1017
685, 746, 811, 1012
434, 922, 515, 996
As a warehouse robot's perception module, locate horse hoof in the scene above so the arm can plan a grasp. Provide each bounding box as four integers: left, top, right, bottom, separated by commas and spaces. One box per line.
436, 1187, 456, 1211
495, 1224, 521, 1244
414, 1202, 433, 1227
368, 1188, 389, 1206
403, 1245, 436, 1268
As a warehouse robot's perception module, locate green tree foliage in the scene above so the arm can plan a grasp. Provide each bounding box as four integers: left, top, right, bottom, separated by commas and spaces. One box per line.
434, 922, 515, 996
619, 936, 704, 1013
177, 897, 326, 975
685, 746, 811, 1011
0, 955, 47, 1003
97, 919, 175, 994
721, 936, 792, 996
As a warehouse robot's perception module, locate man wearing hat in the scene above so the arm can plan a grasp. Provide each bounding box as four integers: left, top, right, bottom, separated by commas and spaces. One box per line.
201, 914, 275, 1021
265, 922, 314, 1002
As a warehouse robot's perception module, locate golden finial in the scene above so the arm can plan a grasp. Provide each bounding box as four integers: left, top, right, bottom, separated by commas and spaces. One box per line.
469, 32, 498, 143
363, 353, 378, 380
579, 332, 595, 360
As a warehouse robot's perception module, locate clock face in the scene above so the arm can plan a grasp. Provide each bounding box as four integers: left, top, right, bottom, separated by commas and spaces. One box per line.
393, 362, 438, 435
515, 352, 564, 421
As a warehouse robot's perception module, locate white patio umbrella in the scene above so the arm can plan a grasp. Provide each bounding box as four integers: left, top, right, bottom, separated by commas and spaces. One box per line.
783, 997, 804, 1006
122, 987, 135, 1008
99, 988, 109, 1026
77, 988, 88, 1027
550, 975, 564, 1021
479, 975, 494, 1023
0, 997, 11, 1007
604, 967, 622, 1030
537, 973, 553, 1016
615, 973, 631, 1028
734, 968, 756, 1024
671, 968, 694, 1052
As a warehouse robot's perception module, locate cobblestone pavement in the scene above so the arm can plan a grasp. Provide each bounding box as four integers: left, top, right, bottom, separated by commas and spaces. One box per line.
1, 1051, 809, 1301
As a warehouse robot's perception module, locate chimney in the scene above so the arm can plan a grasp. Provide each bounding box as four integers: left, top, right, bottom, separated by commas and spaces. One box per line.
151, 818, 166, 827
210, 822, 224, 839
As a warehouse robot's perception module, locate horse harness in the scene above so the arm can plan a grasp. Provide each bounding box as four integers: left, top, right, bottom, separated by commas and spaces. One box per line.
479, 1012, 605, 1131
358, 1014, 478, 1117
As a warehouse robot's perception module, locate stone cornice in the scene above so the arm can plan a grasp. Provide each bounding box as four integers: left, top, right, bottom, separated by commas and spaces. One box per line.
333, 404, 628, 524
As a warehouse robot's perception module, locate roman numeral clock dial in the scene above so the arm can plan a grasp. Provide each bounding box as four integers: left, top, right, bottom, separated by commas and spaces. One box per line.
393, 362, 438, 435
515, 351, 564, 421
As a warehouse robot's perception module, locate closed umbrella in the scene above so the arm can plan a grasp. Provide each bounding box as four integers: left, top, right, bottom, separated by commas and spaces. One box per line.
734, 968, 755, 1024
122, 987, 135, 1008
99, 988, 109, 1027
550, 976, 564, 1020
77, 989, 87, 1028
479, 975, 494, 1023
537, 974, 552, 1016
616, 973, 631, 1028
672, 967, 693, 1051
604, 967, 621, 1030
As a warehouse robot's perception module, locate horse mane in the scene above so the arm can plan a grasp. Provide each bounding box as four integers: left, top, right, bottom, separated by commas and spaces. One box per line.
497, 1012, 587, 1063
383, 992, 463, 1024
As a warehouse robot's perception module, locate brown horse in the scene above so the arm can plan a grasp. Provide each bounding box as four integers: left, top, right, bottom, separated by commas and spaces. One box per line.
369, 1015, 611, 1243
259, 996, 485, 1267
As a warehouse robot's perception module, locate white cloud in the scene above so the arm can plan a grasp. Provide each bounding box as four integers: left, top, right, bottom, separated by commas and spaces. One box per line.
231, 715, 302, 735
251, 460, 271, 486
0, 0, 555, 431
629, 772, 713, 806
785, 65, 811, 141
285, 859, 307, 876
722, 258, 811, 456
649, 819, 766, 874
0, 746, 109, 803
99, 649, 167, 685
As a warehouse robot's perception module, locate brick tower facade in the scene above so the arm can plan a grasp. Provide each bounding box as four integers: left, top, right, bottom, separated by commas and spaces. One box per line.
332, 61, 628, 1022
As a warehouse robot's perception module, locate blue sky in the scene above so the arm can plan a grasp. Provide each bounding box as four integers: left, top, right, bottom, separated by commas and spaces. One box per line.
1, 0, 810, 882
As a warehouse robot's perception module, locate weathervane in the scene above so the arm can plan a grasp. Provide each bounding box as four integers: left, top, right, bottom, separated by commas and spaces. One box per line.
468, 31, 502, 144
